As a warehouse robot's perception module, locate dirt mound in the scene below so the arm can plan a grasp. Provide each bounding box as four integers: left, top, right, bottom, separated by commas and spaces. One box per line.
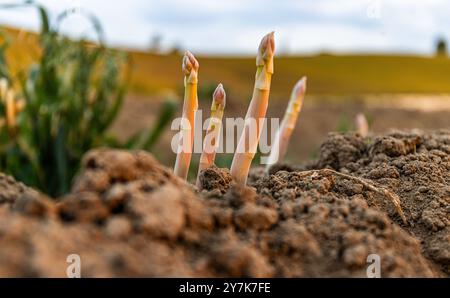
311, 130, 449, 274
0, 131, 447, 277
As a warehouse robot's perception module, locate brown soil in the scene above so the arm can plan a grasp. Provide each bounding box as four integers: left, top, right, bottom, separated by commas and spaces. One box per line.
312, 130, 450, 275
0, 130, 448, 277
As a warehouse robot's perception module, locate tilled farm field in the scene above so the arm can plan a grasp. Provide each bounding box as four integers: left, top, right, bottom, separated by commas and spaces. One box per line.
0, 130, 448, 277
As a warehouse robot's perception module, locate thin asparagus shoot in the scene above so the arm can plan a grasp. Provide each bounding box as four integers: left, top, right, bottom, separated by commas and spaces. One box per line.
0, 78, 25, 135
0, 78, 8, 99
265, 76, 307, 171
174, 51, 199, 180
230, 32, 275, 185
355, 113, 369, 137
5, 89, 16, 136
196, 83, 226, 189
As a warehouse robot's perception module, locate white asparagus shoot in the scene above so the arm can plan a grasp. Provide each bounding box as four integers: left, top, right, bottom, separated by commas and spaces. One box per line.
174, 51, 199, 180
355, 113, 369, 137
230, 32, 275, 185
265, 76, 307, 171
196, 83, 226, 188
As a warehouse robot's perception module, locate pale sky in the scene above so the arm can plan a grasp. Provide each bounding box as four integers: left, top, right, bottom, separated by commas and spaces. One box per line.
0, 0, 448, 55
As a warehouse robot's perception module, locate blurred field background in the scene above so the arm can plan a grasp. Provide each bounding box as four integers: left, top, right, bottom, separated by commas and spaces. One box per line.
2, 24, 450, 175
117, 47, 450, 173
112, 50, 450, 174
7, 26, 450, 96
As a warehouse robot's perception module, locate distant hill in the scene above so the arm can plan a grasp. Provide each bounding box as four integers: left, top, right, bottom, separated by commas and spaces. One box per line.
2, 25, 450, 101
129, 51, 450, 100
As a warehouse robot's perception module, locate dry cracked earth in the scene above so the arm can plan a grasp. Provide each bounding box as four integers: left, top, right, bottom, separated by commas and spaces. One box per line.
0, 130, 448, 277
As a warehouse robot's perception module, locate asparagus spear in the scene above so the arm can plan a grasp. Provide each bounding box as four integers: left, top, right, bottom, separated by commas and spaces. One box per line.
265, 77, 306, 171
355, 113, 369, 137
174, 51, 199, 180
196, 83, 226, 189
230, 32, 275, 185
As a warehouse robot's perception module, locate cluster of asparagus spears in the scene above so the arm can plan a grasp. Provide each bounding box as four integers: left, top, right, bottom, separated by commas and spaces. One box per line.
173, 32, 307, 187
